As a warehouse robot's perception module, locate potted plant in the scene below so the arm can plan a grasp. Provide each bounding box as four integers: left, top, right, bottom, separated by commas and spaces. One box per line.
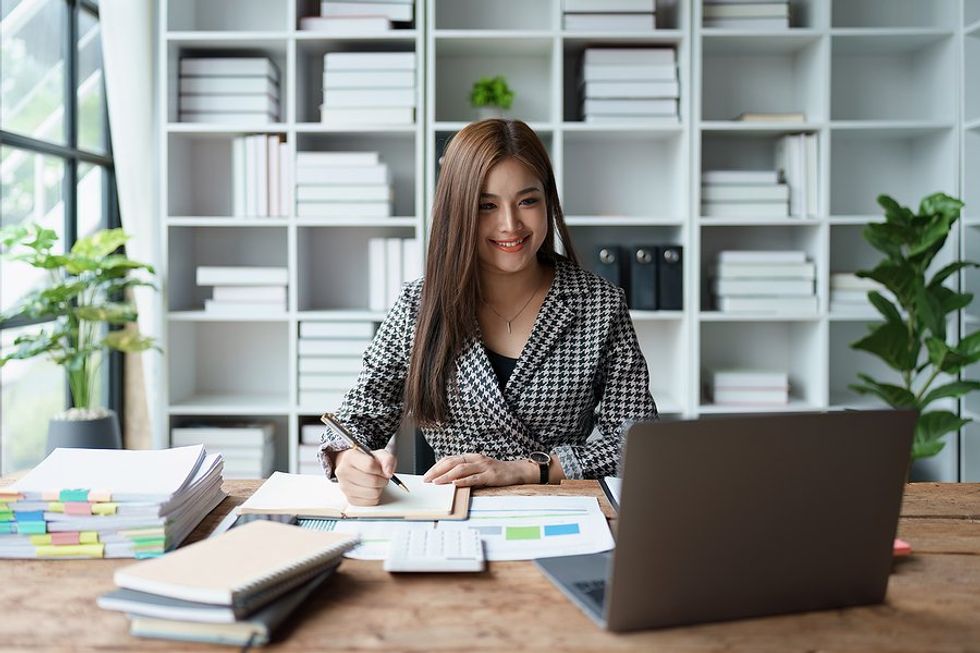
0, 223, 158, 452
849, 192, 980, 468
470, 75, 515, 120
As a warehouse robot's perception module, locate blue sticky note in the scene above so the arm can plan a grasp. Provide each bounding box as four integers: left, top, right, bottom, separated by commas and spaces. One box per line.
544, 523, 580, 537
14, 511, 44, 522
60, 489, 89, 502
19, 521, 46, 534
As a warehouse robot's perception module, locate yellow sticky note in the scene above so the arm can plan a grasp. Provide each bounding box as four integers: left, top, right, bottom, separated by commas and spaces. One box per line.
91, 502, 117, 516
36, 543, 104, 558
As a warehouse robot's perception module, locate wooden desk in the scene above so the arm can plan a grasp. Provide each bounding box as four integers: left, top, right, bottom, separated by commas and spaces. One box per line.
1, 481, 978, 652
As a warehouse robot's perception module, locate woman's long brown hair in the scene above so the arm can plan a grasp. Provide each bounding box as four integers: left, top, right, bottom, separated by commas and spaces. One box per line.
404, 119, 578, 427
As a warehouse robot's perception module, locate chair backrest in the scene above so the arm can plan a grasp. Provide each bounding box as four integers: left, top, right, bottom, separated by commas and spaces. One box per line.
413, 428, 436, 475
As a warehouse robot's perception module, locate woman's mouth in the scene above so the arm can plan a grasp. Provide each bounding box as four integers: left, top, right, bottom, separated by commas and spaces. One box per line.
490, 235, 530, 253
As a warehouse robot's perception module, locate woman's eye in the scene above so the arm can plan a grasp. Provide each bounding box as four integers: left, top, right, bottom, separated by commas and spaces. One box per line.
479, 202, 495, 211
521, 198, 538, 206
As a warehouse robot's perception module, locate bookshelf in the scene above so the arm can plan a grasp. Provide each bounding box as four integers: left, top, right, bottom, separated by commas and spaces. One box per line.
159, 0, 974, 481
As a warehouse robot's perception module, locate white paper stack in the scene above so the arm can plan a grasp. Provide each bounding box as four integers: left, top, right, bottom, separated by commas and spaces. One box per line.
368, 237, 422, 311
294, 151, 393, 219
298, 321, 375, 409
702, 1, 790, 29
301, 0, 415, 33
321, 51, 416, 125
196, 266, 289, 315
775, 133, 818, 218
830, 272, 894, 314
231, 135, 290, 217
710, 370, 789, 406
701, 169, 789, 219
712, 250, 817, 313
580, 48, 678, 123
179, 58, 280, 124
563, 0, 656, 31
0, 446, 225, 559
300, 425, 326, 476
171, 424, 276, 480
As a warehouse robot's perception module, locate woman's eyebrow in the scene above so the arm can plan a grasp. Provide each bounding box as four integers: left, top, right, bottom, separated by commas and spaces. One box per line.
480, 186, 542, 198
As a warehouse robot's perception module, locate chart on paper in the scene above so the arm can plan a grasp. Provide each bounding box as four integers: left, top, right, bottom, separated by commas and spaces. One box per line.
435, 496, 614, 561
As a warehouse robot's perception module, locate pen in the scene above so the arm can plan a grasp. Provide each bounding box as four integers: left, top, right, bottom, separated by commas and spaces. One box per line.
320, 412, 410, 493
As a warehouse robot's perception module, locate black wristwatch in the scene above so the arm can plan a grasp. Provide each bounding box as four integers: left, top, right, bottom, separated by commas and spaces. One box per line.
529, 451, 550, 484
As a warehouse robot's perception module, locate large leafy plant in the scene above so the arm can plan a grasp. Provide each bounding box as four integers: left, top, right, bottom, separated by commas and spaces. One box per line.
470, 75, 515, 110
0, 224, 158, 411
850, 193, 980, 460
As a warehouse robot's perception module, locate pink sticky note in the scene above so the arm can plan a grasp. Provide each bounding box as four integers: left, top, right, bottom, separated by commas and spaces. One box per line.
64, 502, 93, 516
51, 532, 80, 546
893, 538, 911, 556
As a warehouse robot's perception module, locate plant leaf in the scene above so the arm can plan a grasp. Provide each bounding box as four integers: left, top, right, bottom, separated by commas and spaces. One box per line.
867, 290, 902, 325
920, 380, 980, 407
70, 228, 128, 259
849, 374, 916, 407
75, 303, 138, 324
851, 321, 916, 372
103, 330, 157, 353
913, 410, 968, 460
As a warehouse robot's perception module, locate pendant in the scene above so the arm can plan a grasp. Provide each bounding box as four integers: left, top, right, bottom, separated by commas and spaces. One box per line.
506, 321, 512, 334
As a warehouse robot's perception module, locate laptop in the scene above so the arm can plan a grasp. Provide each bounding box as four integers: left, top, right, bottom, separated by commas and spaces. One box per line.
535, 410, 915, 632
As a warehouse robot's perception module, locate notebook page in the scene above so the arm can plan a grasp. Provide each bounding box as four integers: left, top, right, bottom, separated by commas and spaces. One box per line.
238, 472, 348, 517
343, 474, 455, 518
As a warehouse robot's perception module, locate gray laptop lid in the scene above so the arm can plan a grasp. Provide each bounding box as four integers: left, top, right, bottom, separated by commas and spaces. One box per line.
605, 410, 914, 632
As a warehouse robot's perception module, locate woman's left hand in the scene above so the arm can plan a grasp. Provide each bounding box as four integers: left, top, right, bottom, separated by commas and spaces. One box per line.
422, 453, 534, 488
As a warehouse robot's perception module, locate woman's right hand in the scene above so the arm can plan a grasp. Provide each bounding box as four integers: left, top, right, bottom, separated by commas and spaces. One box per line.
335, 447, 397, 506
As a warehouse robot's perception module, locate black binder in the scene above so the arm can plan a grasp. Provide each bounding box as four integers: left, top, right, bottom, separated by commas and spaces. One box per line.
629, 246, 659, 310
594, 245, 628, 297
657, 245, 683, 310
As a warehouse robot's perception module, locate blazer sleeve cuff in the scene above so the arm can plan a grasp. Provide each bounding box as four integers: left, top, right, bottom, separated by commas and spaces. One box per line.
552, 444, 584, 481
317, 430, 352, 481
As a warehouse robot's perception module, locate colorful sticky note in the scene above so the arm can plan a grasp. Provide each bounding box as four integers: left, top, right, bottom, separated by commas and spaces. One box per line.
505, 526, 541, 541
80, 532, 100, 544
59, 489, 90, 502
36, 543, 104, 558
544, 523, 581, 537
91, 502, 117, 516
14, 511, 44, 522
20, 521, 46, 534
64, 502, 93, 516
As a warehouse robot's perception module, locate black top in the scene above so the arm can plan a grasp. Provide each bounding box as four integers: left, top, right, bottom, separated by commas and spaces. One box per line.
485, 347, 518, 390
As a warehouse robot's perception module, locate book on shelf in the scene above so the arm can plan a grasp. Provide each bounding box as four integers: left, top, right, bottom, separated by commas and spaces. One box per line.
386, 237, 403, 310
775, 133, 815, 218
295, 202, 392, 219
701, 170, 780, 185
299, 15, 393, 33
298, 357, 364, 374
711, 369, 788, 389
179, 58, 279, 82
294, 163, 389, 185
582, 80, 679, 99
367, 237, 421, 311
300, 321, 375, 339
583, 48, 675, 67
402, 238, 421, 291
299, 374, 360, 391
296, 151, 380, 167
301, 425, 326, 445
716, 250, 807, 264
296, 185, 392, 202
212, 286, 287, 304
178, 112, 277, 125
584, 114, 679, 124
830, 289, 877, 303
369, 237, 387, 312
581, 98, 677, 115
196, 267, 289, 287
233, 135, 288, 218
323, 51, 416, 71
830, 273, 885, 291
320, 106, 415, 125
320, 1, 414, 22
564, 0, 654, 11
298, 338, 373, 357
203, 300, 287, 314
323, 88, 416, 108
712, 279, 815, 297
735, 111, 805, 122
701, 201, 790, 218
179, 77, 278, 96
179, 95, 278, 114
581, 62, 676, 82
701, 183, 789, 202
563, 13, 656, 31
171, 424, 274, 449
703, 2, 788, 19
703, 16, 790, 28
712, 388, 789, 405
323, 70, 415, 89
716, 296, 818, 313
711, 262, 816, 279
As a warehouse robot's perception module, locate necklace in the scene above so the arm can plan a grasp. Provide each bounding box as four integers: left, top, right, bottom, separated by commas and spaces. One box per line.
481, 271, 543, 335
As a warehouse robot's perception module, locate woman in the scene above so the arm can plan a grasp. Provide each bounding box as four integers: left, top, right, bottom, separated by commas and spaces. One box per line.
319, 119, 657, 506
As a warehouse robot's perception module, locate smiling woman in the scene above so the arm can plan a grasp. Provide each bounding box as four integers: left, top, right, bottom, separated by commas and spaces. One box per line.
319, 119, 659, 506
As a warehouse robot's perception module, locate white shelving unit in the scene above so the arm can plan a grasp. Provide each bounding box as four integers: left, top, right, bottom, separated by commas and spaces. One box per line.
158, 0, 426, 474
158, 0, 975, 480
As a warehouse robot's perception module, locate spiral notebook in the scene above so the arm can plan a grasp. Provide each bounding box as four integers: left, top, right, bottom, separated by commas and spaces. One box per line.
113, 520, 358, 609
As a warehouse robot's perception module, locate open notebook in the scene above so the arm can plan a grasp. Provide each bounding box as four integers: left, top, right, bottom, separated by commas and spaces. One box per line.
238, 472, 470, 520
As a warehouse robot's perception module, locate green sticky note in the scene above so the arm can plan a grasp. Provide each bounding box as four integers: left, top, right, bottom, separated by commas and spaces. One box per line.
505, 526, 541, 541
60, 489, 89, 502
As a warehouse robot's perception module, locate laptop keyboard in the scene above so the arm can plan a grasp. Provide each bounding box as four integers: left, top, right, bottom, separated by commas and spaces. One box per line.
572, 579, 607, 607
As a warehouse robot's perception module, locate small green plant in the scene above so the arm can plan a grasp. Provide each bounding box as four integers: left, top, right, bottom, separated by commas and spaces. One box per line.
0, 223, 158, 411
850, 192, 980, 460
469, 75, 515, 110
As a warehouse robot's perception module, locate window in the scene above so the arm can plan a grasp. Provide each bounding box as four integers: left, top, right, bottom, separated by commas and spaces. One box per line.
0, 0, 119, 474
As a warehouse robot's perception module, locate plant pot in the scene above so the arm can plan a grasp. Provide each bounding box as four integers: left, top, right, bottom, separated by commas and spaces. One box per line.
476, 106, 505, 120
46, 408, 122, 454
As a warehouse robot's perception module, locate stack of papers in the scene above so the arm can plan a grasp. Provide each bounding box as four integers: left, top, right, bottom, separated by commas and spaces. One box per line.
0, 446, 225, 559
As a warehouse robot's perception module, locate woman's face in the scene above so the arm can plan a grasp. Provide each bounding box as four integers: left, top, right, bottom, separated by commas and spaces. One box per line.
475, 157, 548, 276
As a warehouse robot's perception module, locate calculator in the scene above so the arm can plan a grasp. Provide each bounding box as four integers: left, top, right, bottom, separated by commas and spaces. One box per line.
384, 528, 486, 573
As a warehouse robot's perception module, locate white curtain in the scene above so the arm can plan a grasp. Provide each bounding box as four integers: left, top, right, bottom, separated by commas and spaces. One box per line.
99, 1, 164, 448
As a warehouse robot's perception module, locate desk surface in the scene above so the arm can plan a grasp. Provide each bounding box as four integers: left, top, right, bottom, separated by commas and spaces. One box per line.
1, 480, 978, 652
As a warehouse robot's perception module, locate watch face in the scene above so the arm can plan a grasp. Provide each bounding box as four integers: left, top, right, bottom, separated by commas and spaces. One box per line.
529, 451, 550, 465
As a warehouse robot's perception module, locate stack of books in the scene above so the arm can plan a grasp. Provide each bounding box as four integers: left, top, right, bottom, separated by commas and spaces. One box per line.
580, 48, 678, 123
712, 250, 817, 313
298, 321, 373, 409
369, 237, 422, 311
563, 0, 656, 31
179, 58, 280, 124
231, 135, 290, 218
300, 0, 415, 33
300, 424, 326, 476
702, 1, 790, 29
830, 272, 894, 314
321, 51, 416, 125
98, 521, 358, 647
171, 424, 276, 480
709, 370, 789, 406
294, 151, 393, 219
775, 132, 818, 218
701, 170, 789, 219
196, 266, 289, 315
0, 445, 224, 559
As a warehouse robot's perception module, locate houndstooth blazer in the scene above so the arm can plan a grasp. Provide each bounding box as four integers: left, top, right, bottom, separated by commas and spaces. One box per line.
317, 257, 658, 480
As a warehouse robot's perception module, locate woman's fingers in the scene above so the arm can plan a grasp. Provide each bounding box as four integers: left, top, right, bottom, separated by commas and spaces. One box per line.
430, 461, 484, 485
423, 454, 469, 482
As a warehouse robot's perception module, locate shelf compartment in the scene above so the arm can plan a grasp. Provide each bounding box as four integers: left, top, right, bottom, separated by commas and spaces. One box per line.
563, 130, 684, 218
634, 319, 689, 417
829, 129, 956, 216
167, 0, 290, 31
700, 320, 825, 408
966, 129, 980, 215
167, 225, 288, 312
168, 321, 290, 408
433, 0, 554, 31
566, 224, 685, 296
831, 33, 955, 121
434, 37, 555, 123
967, 31, 980, 124
168, 414, 289, 477
296, 0, 417, 31
830, 0, 958, 28
701, 33, 825, 122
